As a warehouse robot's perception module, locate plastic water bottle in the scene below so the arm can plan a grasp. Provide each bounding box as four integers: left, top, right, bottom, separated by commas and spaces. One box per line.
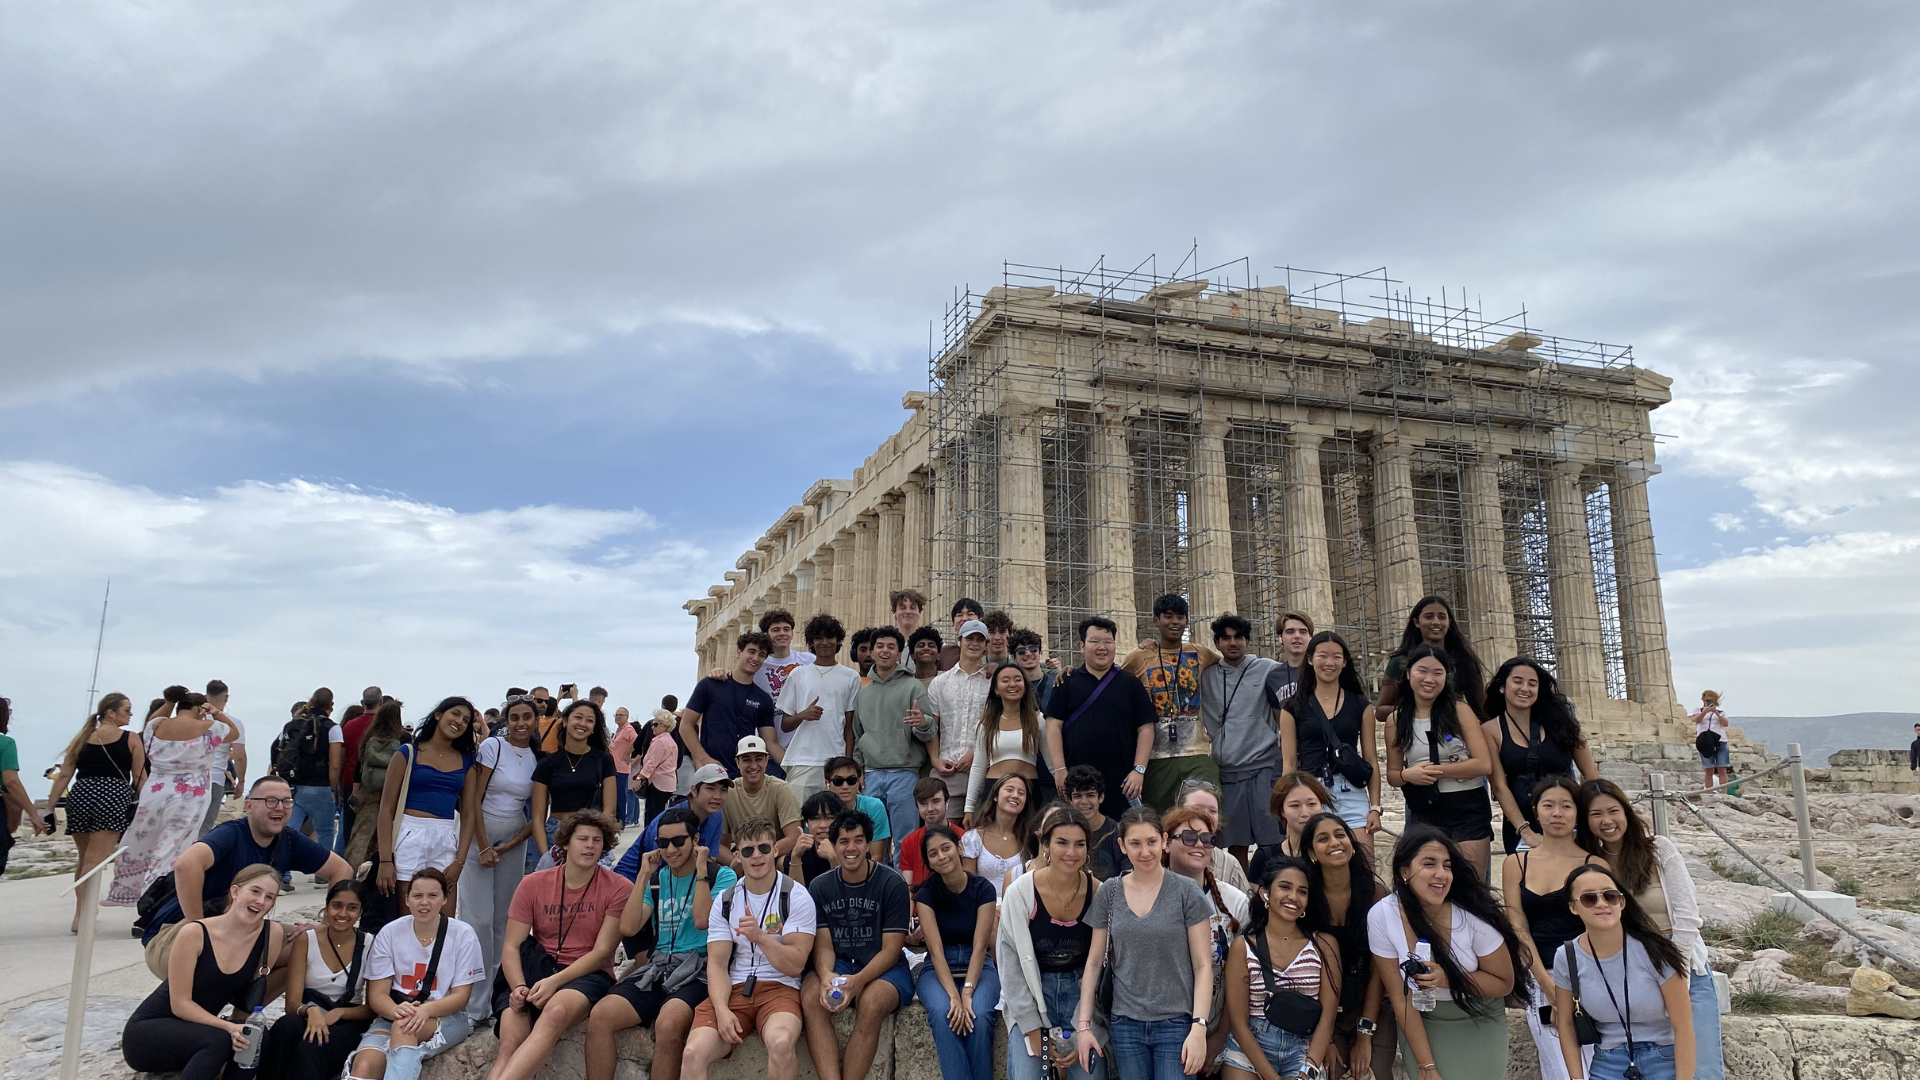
233, 1006, 270, 1068
1053, 1025, 1075, 1050
828, 975, 849, 1008
1410, 940, 1437, 1012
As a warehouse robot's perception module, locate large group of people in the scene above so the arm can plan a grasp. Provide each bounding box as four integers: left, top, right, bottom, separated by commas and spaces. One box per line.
6, 586, 1735, 1080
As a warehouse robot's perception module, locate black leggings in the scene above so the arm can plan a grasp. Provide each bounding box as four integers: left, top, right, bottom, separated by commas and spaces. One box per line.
260, 1011, 373, 1080
122, 1016, 257, 1080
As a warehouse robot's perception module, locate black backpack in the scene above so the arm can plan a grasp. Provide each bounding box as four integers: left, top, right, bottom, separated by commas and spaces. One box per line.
275, 713, 333, 785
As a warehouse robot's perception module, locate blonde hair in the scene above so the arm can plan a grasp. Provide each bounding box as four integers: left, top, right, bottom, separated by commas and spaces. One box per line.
228, 863, 283, 902
62, 693, 131, 772
1701, 690, 1722, 707
652, 708, 679, 732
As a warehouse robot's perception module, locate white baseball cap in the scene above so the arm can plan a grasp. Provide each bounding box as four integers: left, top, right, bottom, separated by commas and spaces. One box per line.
736, 735, 770, 758
691, 763, 734, 787
958, 619, 989, 640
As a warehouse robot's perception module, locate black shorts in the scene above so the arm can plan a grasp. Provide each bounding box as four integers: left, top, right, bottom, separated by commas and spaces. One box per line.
1406, 786, 1494, 842
524, 970, 615, 1018
609, 974, 710, 1025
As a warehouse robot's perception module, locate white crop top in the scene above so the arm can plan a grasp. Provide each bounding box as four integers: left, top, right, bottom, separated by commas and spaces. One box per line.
966, 724, 1039, 812
304, 929, 367, 1005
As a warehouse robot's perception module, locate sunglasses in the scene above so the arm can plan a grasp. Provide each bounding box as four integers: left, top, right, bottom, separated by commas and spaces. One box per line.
1576, 889, 1625, 909
829, 775, 861, 787
1172, 829, 1217, 848
739, 842, 776, 856
1013, 645, 1041, 656
657, 834, 693, 849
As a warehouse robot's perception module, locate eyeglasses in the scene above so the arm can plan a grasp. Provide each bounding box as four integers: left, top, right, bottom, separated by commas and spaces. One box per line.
248, 797, 294, 810
740, 842, 776, 856
1172, 829, 1217, 848
657, 834, 693, 849
829, 775, 861, 787
1576, 889, 1625, 909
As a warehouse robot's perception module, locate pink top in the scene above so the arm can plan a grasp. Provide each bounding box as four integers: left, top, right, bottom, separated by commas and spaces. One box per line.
609, 723, 639, 774
637, 732, 677, 785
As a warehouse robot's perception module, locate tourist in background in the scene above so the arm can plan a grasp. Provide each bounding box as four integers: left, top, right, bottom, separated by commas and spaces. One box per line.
965, 661, 1045, 824
1045, 617, 1155, 823
1502, 776, 1603, 1080
1161, 803, 1247, 1066
1219, 854, 1339, 1080
636, 707, 681, 825
1691, 691, 1731, 790
963, 773, 1037, 897
914, 825, 1002, 1080
1077, 805, 1215, 1080
1550, 864, 1697, 1080
344, 701, 409, 871
1368, 828, 1527, 1080
1247, 771, 1330, 884
45, 691, 145, 932
610, 706, 640, 826
279, 687, 344, 883
1199, 614, 1282, 871
0, 695, 41, 877
460, 696, 541, 1018
1484, 659, 1599, 854
929, 619, 992, 812
1374, 596, 1490, 719
778, 615, 863, 804
121, 862, 284, 1080
1000, 805, 1106, 1080
1299, 811, 1392, 1080
1577, 779, 1722, 1080
1121, 594, 1220, 811
1278, 631, 1379, 835
262, 880, 375, 1080
108, 688, 228, 907
200, 679, 247, 837
375, 698, 482, 914
339, 690, 384, 852
349, 869, 487, 1080
529, 699, 617, 869
1384, 643, 1495, 877
849, 625, 939, 848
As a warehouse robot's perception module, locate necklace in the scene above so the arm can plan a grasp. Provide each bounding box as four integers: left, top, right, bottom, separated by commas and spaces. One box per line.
325, 926, 356, 971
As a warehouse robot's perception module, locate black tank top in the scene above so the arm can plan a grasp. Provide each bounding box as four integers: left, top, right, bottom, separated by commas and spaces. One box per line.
1031, 871, 1095, 973
1497, 716, 1575, 824
76, 732, 135, 780
1518, 851, 1589, 963
1292, 691, 1370, 782
130, 921, 272, 1023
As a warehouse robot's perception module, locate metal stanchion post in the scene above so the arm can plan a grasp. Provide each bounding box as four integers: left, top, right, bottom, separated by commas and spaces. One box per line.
1648, 771, 1668, 837
61, 845, 126, 1080
1788, 743, 1817, 889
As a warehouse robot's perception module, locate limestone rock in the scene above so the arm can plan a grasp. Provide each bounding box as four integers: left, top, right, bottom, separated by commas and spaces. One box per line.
1692, 876, 1775, 927
1732, 949, 1848, 1005
1846, 965, 1920, 1019
1711, 946, 1749, 974
0, 995, 146, 1080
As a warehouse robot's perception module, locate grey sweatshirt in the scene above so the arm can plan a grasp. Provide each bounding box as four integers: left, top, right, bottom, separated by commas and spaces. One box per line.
1200, 654, 1282, 777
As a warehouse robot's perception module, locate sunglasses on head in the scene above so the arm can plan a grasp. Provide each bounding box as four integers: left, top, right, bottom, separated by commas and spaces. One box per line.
1577, 889, 1625, 909
1172, 829, 1216, 847
829, 775, 860, 787
657, 834, 693, 849
739, 842, 776, 856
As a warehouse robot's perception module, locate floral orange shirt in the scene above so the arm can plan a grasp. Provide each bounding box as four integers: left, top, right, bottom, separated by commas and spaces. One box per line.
1121, 641, 1219, 759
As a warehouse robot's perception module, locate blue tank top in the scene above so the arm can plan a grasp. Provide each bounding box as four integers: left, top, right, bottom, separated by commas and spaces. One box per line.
399, 745, 474, 818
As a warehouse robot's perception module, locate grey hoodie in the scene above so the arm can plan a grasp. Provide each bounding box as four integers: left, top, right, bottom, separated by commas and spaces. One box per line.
1200, 654, 1281, 777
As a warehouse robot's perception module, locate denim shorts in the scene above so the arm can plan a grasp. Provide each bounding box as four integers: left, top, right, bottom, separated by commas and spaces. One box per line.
1219, 1015, 1309, 1077
834, 955, 915, 1010
1591, 1041, 1676, 1080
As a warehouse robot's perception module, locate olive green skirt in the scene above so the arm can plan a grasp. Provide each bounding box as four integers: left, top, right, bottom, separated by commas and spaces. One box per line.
1396, 997, 1507, 1080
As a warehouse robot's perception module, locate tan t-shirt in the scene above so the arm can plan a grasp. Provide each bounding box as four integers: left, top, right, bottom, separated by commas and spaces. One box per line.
722, 777, 801, 838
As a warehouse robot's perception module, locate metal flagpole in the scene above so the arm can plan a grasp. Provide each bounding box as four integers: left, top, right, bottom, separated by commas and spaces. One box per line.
85, 579, 111, 715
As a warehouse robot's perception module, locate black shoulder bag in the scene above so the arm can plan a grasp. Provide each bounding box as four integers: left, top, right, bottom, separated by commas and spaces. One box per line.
1560, 941, 1603, 1045
395, 916, 450, 1005
1308, 692, 1373, 788
305, 929, 369, 1011
1094, 877, 1117, 1017
1399, 720, 1443, 816
1247, 929, 1325, 1037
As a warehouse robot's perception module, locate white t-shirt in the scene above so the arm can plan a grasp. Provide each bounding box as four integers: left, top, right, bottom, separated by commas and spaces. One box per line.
1366, 893, 1507, 991
477, 736, 540, 819
706, 875, 818, 989
1206, 880, 1250, 962
776, 664, 865, 767
367, 916, 487, 1002
210, 715, 246, 773
758, 650, 818, 748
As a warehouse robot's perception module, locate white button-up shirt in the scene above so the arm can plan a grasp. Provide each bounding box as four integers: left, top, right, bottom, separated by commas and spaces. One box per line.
926, 662, 994, 803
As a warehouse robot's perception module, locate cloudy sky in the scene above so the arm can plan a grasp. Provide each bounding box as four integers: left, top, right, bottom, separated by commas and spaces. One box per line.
3, 1, 1916, 788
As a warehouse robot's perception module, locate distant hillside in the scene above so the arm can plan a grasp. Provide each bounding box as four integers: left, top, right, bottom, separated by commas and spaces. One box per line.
1733, 712, 1920, 767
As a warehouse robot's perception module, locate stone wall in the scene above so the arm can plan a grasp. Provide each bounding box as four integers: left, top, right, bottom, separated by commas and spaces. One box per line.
1808, 749, 1920, 794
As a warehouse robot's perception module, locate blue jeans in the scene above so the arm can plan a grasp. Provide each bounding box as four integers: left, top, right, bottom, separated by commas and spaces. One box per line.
1690, 970, 1725, 1080
1219, 1015, 1307, 1077
864, 769, 921, 860
1590, 1042, 1676, 1080
1107, 1015, 1191, 1080
1009, 970, 1106, 1080
286, 786, 336, 878
356, 1011, 474, 1080
917, 947, 1000, 1080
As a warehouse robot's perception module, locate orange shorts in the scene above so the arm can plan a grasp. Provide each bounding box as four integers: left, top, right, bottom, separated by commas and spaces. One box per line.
692, 981, 801, 1038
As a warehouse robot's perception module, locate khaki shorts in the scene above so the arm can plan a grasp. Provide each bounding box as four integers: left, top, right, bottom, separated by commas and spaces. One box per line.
692, 982, 801, 1041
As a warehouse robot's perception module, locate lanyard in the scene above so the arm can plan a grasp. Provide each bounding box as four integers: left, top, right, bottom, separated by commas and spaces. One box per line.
1219, 660, 1253, 719
1588, 935, 1640, 1075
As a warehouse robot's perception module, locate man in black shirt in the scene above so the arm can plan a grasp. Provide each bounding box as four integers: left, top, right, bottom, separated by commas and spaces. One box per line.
1910, 723, 1919, 776
1043, 617, 1155, 821
800, 811, 913, 1080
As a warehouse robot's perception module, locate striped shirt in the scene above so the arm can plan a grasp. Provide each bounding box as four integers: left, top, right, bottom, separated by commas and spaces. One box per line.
1247, 934, 1323, 1010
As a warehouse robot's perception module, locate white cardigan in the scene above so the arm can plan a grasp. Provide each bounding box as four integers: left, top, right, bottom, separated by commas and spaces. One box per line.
996, 870, 1109, 1047
1651, 834, 1710, 975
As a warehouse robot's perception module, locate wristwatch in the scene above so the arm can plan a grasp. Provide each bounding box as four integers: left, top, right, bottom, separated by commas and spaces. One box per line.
1188, 1015, 1206, 1027
1134, 765, 1148, 775
1354, 1017, 1378, 1036
1368, 805, 1383, 813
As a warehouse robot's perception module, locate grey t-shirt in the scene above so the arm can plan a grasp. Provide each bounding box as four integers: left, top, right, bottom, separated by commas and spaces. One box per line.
1551, 936, 1679, 1049
1088, 872, 1212, 1022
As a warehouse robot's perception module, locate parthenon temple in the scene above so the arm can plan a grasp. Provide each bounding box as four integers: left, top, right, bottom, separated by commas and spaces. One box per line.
685, 258, 1695, 747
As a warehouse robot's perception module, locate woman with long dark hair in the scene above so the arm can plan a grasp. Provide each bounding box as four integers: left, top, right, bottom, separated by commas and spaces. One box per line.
963, 773, 1038, 897
1550, 864, 1696, 1080
262, 879, 375, 1080
346, 701, 412, 869
530, 699, 616, 870
1376, 597, 1489, 719
376, 697, 482, 914
1000, 805, 1106, 1080
108, 689, 228, 907
1247, 772, 1330, 884
1367, 828, 1527, 1080
965, 662, 1045, 824
1385, 643, 1495, 876
1501, 777, 1603, 1080
1220, 855, 1339, 1080
1277, 631, 1379, 835
1576, 780, 1722, 1080
915, 825, 1003, 1080
1483, 658, 1599, 854
45, 692, 146, 932
1300, 812, 1393, 1080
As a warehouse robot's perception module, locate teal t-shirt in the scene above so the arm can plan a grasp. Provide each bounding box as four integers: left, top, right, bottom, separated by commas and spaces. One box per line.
856, 794, 891, 842
0, 732, 18, 773
649, 864, 738, 953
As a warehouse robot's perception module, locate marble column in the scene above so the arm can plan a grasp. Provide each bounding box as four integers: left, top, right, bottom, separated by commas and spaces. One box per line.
1372, 435, 1425, 621
900, 474, 929, 595
1610, 464, 1676, 708
877, 494, 905, 613
1462, 456, 1518, 663
1189, 418, 1238, 620
853, 513, 879, 631
813, 547, 836, 627
830, 532, 857, 633
794, 561, 817, 622
999, 405, 1050, 631
777, 576, 798, 618
1283, 430, 1335, 628
1545, 461, 1606, 704
1088, 405, 1138, 628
